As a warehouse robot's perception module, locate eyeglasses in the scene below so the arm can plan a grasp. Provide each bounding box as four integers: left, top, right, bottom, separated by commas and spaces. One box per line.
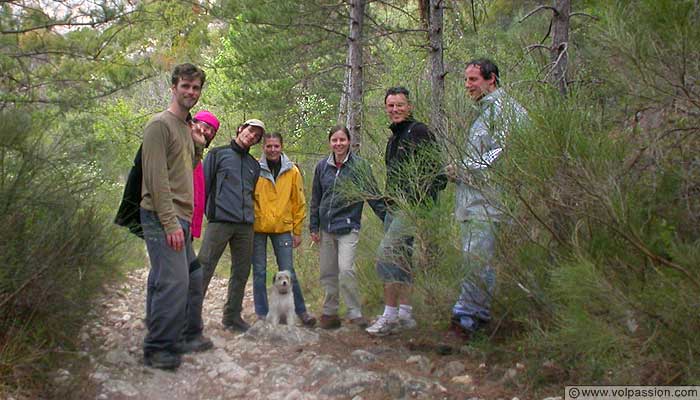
192, 119, 214, 130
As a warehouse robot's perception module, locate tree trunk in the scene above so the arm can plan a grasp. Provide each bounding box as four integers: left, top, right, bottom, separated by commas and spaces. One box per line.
428, 0, 446, 137
551, 0, 570, 96
346, 0, 366, 150
549, 0, 572, 240
337, 51, 350, 126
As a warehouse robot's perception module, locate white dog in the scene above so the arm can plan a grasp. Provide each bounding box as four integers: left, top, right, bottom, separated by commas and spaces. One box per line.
267, 270, 295, 326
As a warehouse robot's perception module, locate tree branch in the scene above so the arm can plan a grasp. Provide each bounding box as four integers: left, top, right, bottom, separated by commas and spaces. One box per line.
0, 9, 140, 35
519, 5, 558, 23
369, 0, 422, 23
514, 186, 568, 247
247, 20, 347, 38
370, 28, 427, 39
540, 19, 553, 44
569, 12, 598, 20
525, 44, 550, 52
2, 74, 155, 106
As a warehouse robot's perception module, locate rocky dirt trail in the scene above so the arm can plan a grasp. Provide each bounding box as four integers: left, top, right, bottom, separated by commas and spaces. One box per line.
64, 268, 551, 400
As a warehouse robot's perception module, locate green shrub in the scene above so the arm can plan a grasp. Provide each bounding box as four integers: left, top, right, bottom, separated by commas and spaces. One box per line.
489, 0, 700, 380
0, 111, 124, 397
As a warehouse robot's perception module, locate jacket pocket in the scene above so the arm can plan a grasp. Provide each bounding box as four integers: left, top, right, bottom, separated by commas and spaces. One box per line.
217, 172, 227, 196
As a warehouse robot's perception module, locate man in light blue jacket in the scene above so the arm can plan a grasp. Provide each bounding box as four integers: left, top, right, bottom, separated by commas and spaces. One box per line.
446, 58, 528, 340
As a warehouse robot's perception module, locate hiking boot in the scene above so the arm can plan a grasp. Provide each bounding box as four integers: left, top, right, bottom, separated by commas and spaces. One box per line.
223, 316, 250, 332
319, 314, 341, 330
398, 315, 417, 330
173, 335, 213, 354
365, 316, 399, 336
144, 351, 181, 370
348, 316, 369, 329
299, 312, 317, 327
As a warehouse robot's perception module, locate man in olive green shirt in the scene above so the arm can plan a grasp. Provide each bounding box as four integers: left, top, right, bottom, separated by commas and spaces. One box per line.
140, 63, 208, 370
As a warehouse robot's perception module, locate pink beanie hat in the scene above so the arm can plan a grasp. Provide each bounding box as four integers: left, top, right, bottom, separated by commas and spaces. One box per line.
193, 110, 220, 133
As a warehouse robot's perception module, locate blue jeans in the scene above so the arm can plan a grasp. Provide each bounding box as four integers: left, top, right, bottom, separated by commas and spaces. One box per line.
140, 208, 196, 355
251, 232, 308, 316
451, 219, 497, 332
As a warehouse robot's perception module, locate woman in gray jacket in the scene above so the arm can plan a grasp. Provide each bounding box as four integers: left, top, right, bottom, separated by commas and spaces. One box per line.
310, 125, 386, 330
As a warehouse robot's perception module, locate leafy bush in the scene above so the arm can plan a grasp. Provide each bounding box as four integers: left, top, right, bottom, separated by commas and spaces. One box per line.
490, 0, 700, 384
0, 111, 123, 396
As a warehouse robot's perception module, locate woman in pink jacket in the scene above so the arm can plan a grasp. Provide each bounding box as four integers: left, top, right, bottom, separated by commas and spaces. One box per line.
192, 110, 220, 239
178, 110, 220, 354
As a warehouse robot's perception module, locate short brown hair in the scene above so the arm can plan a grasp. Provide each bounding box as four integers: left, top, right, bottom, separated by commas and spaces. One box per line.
466, 58, 499, 86
171, 63, 206, 86
384, 86, 410, 103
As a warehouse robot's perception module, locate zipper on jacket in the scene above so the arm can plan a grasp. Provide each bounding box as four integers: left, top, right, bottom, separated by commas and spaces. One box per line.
326, 163, 341, 232
240, 156, 246, 222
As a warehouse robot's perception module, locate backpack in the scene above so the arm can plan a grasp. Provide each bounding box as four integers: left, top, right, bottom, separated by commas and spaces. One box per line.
114, 145, 144, 239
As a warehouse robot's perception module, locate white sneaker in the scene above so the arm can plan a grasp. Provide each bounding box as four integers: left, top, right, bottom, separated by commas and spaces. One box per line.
399, 316, 417, 329
366, 316, 399, 336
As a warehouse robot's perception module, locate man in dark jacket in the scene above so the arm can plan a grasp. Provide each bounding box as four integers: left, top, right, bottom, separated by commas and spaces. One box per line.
366, 86, 446, 337
199, 119, 265, 332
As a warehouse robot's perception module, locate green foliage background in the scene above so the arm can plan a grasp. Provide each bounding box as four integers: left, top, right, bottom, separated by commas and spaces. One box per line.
1, 0, 698, 397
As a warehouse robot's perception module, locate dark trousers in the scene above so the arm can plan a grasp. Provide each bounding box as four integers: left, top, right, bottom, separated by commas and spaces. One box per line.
140, 208, 195, 355
199, 222, 254, 326
183, 258, 204, 340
